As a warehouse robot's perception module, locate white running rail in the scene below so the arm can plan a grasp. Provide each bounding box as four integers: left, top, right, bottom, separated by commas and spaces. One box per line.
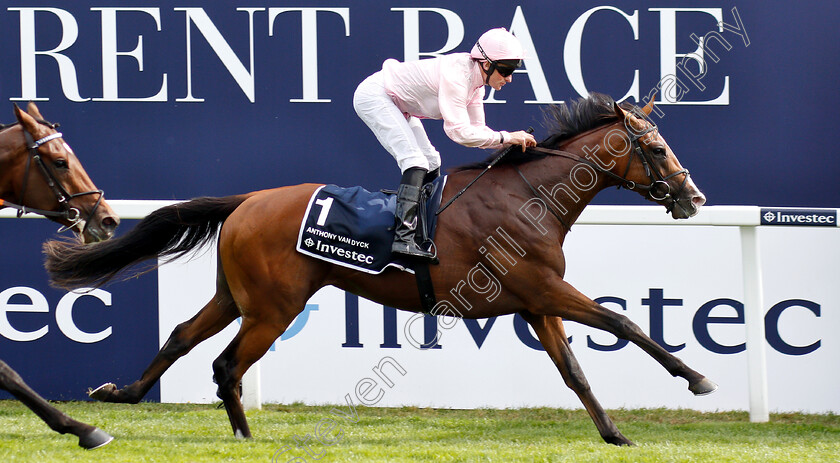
7, 201, 839, 418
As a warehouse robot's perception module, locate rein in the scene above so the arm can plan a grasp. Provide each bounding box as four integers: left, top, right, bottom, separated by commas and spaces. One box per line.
430, 110, 694, 230
0, 120, 104, 233
437, 127, 534, 215
513, 122, 692, 231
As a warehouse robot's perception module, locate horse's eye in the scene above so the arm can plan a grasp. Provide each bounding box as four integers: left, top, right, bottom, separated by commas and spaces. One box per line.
652, 147, 666, 157
53, 159, 69, 170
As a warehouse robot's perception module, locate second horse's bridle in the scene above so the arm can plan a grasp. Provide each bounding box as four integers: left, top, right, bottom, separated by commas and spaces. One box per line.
0, 120, 104, 234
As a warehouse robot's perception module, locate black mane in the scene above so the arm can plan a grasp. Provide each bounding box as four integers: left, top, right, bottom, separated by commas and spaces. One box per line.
453, 92, 631, 172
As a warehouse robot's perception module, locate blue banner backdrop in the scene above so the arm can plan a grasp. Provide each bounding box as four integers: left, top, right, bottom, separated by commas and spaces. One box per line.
0, 1, 836, 204
0, 220, 160, 401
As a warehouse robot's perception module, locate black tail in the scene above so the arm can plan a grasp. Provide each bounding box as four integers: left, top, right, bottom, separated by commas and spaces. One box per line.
44, 195, 249, 289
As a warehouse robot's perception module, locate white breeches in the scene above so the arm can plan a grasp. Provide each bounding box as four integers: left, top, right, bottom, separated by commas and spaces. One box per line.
353, 72, 441, 173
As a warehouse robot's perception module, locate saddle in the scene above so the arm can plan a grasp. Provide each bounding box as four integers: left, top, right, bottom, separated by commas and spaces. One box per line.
296, 178, 446, 312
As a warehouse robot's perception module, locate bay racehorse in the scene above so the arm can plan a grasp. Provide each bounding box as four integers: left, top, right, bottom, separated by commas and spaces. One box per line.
1, 103, 117, 449
44, 94, 716, 446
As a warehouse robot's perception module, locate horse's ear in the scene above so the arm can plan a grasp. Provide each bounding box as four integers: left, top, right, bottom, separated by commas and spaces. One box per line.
26, 101, 44, 120
641, 93, 656, 116
14, 102, 37, 130
613, 101, 625, 119
13, 103, 26, 124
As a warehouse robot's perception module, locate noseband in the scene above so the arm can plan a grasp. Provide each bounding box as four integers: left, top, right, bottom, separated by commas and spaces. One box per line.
527, 117, 692, 217
620, 122, 690, 213
1, 120, 104, 234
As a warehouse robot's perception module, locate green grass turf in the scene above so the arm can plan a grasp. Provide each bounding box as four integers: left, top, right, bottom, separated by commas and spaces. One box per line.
0, 401, 836, 462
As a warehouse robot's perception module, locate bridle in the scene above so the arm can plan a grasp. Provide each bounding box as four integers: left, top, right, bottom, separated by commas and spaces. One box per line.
519, 114, 692, 228
0, 120, 104, 234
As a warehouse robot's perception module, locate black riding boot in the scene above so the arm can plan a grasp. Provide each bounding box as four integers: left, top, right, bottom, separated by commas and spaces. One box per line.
392, 167, 435, 260
423, 167, 440, 185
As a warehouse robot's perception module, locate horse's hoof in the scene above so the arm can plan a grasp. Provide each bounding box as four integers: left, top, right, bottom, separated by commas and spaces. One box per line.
604, 433, 635, 446
689, 378, 718, 396
79, 428, 114, 450
88, 383, 117, 401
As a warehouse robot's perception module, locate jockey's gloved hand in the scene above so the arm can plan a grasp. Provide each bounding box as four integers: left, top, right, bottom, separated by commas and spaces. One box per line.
506, 130, 537, 152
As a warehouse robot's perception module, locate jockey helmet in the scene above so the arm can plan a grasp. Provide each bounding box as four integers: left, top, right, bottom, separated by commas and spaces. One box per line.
469, 28, 525, 83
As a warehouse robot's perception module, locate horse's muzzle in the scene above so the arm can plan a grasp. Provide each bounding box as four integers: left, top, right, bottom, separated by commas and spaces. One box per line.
671, 192, 706, 219
81, 205, 120, 243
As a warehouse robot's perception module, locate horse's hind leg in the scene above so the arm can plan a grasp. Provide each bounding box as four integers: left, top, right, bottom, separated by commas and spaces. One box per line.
212, 315, 290, 438
520, 313, 633, 446
0, 360, 113, 449
540, 279, 717, 395
90, 290, 239, 404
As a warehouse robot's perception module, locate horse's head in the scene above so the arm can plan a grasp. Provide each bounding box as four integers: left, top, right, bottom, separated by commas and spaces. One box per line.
1, 103, 119, 242
609, 99, 706, 219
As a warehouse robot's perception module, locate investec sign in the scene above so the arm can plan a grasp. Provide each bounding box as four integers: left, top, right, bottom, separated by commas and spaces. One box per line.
760, 208, 838, 227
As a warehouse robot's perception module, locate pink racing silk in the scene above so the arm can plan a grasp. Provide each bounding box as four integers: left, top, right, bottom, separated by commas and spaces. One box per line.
381, 53, 507, 149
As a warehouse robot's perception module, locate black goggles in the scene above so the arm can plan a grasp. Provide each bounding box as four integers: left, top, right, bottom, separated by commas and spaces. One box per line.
494, 59, 522, 77
475, 41, 522, 77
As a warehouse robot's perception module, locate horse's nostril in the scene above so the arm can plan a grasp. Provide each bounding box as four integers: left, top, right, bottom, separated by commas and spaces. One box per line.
102, 216, 120, 231
692, 195, 707, 208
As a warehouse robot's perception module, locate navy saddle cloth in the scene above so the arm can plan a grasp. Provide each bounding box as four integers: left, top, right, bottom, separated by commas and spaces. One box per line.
296, 176, 447, 274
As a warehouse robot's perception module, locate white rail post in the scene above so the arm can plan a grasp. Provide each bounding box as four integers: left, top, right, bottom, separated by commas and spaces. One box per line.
740, 225, 769, 422
241, 361, 262, 410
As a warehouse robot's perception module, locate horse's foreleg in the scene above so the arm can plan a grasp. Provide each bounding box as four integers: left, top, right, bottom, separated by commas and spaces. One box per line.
520, 312, 633, 446
90, 293, 239, 404
0, 360, 113, 449
540, 279, 717, 396
213, 317, 285, 439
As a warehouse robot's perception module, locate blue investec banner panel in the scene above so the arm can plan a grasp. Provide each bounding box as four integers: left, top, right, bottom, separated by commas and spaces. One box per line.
0, 220, 160, 401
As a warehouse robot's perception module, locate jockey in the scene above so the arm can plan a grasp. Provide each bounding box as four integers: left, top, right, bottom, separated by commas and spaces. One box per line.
354, 27, 537, 261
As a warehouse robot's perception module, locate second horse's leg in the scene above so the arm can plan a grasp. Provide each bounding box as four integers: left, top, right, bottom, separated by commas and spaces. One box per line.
0, 360, 113, 449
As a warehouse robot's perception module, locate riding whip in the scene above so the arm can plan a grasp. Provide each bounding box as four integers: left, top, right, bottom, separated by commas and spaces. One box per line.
436, 127, 533, 215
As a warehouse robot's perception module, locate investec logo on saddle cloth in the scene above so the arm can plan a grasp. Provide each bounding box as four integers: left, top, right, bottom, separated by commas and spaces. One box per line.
760, 208, 838, 226
296, 179, 446, 274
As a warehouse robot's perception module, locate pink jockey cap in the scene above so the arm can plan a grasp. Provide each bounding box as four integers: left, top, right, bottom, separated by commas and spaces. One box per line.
469, 28, 525, 61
